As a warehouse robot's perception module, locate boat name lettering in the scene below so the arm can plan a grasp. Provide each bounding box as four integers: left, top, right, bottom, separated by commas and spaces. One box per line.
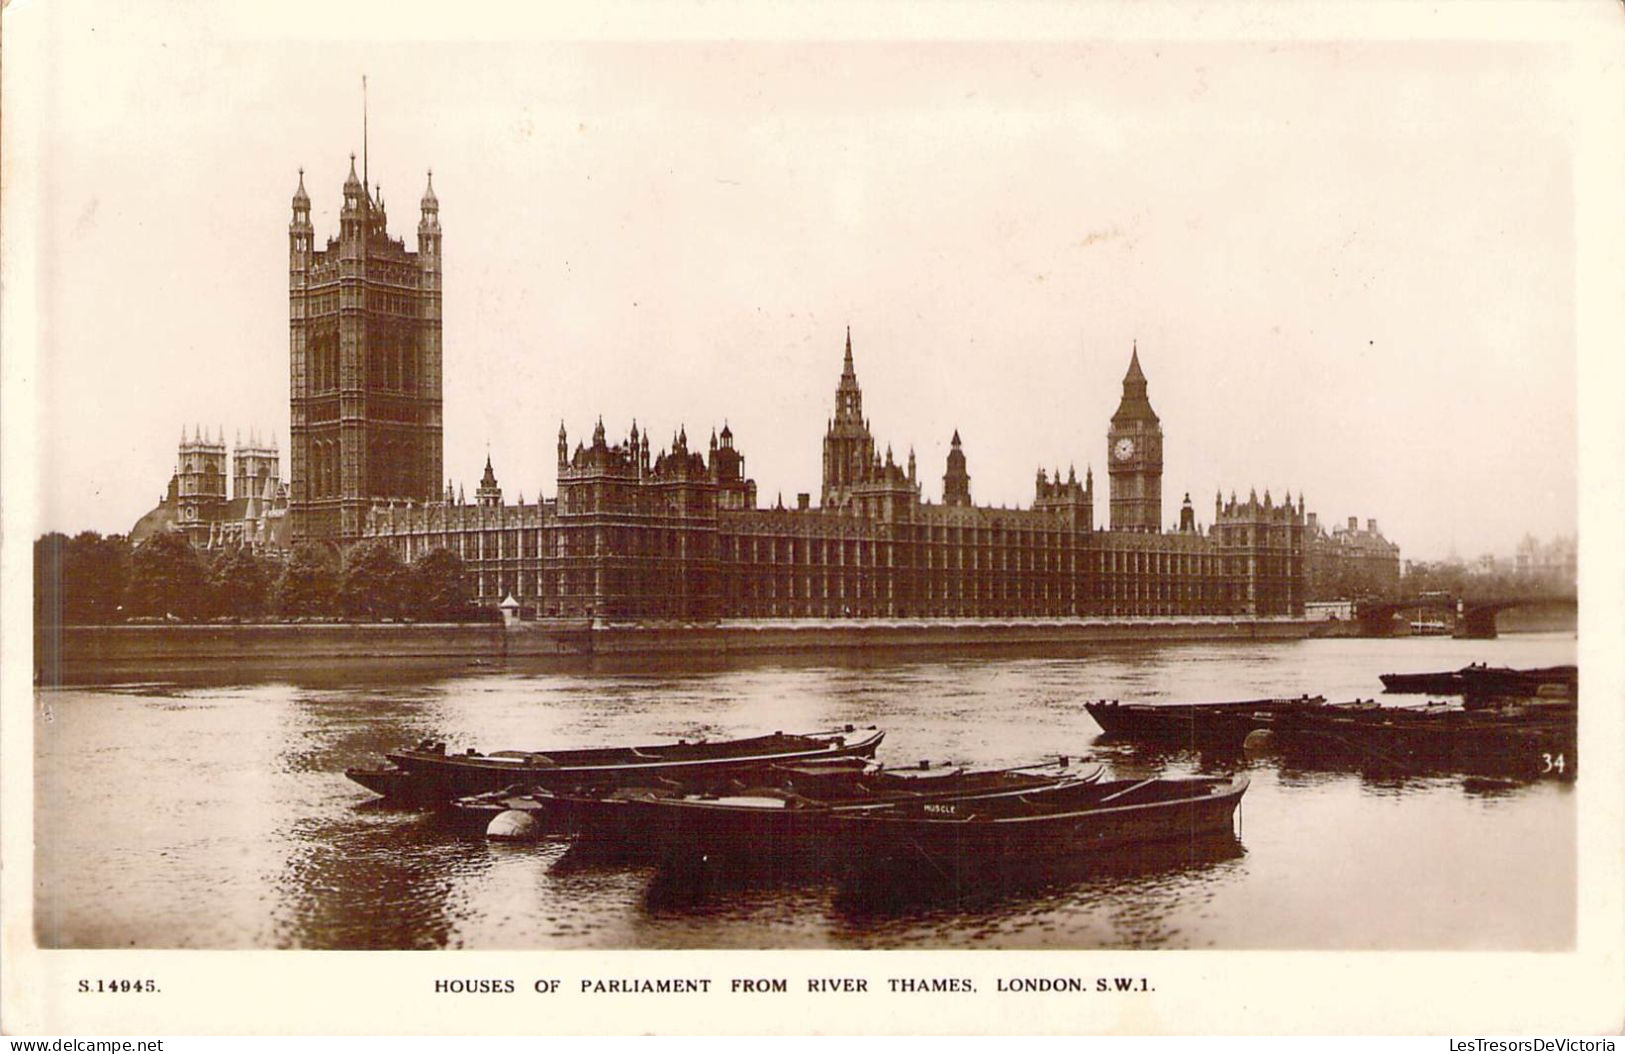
923, 803, 958, 815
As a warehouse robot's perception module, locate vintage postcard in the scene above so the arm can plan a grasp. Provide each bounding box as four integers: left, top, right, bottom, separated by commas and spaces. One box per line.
3, 0, 1622, 1038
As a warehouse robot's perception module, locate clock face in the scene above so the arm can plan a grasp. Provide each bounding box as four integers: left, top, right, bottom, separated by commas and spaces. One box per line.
1113, 437, 1135, 461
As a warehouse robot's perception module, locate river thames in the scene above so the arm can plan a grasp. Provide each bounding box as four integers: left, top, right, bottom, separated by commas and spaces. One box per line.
34, 632, 1575, 950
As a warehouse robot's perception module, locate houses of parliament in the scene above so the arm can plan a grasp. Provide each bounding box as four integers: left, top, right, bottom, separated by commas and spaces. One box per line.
136, 148, 1400, 618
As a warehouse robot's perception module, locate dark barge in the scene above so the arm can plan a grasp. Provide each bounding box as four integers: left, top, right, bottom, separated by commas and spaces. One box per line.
458, 757, 1106, 844
1084, 695, 1326, 745
1379, 663, 1577, 698
346, 727, 885, 803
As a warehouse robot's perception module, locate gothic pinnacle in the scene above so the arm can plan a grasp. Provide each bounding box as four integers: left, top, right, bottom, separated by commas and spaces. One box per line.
1125, 341, 1146, 383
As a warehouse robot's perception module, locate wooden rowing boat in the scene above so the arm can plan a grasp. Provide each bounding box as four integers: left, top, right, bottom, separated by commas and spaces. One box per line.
460, 758, 1107, 846
345, 726, 885, 803
1085, 696, 1324, 744
830, 774, 1250, 871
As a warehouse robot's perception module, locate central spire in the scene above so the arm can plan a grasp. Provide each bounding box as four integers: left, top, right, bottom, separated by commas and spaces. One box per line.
833, 325, 863, 422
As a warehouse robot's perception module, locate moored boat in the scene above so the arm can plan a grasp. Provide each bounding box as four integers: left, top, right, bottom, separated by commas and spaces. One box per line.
1378, 669, 1468, 694
1379, 663, 1577, 698
1458, 664, 1577, 700
830, 773, 1250, 871
1085, 695, 1324, 745
1277, 700, 1576, 779
464, 757, 1107, 847
346, 726, 885, 803
1085, 691, 1575, 780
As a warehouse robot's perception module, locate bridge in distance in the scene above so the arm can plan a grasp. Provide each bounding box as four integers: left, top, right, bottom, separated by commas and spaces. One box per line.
1351, 592, 1577, 639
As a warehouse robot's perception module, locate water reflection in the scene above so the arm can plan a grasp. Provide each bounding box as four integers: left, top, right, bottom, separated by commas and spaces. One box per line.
36, 633, 1578, 949
832, 833, 1246, 945
274, 812, 487, 949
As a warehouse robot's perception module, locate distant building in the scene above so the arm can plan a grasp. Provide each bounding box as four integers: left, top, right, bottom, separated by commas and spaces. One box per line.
365, 338, 1311, 620
1305, 513, 1401, 600
130, 427, 288, 552
1514, 534, 1577, 588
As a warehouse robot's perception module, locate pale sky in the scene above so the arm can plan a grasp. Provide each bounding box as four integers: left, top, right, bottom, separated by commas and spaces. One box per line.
14, 6, 1584, 560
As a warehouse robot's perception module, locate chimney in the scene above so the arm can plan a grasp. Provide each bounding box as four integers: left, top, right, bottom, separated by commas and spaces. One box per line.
1367, 518, 1378, 534
1307, 512, 1318, 530
797, 493, 810, 511
1347, 516, 1358, 531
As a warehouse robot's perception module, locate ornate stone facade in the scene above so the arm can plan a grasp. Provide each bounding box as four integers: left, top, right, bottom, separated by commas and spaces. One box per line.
364, 335, 1313, 620
288, 158, 443, 545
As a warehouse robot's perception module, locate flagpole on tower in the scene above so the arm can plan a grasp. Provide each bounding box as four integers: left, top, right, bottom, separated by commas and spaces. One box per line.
362, 74, 369, 206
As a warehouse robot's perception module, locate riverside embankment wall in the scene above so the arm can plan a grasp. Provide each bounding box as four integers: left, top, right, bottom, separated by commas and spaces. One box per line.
38, 617, 1327, 683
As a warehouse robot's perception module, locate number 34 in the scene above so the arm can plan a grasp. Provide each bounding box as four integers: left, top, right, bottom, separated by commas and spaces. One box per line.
1539, 753, 1566, 774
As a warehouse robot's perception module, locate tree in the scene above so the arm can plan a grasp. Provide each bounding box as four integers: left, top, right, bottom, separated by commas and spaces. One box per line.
208, 545, 275, 619
274, 543, 339, 618
339, 541, 408, 619
36, 532, 132, 625
35, 533, 69, 629
407, 547, 471, 621
74, 532, 132, 622
125, 531, 209, 620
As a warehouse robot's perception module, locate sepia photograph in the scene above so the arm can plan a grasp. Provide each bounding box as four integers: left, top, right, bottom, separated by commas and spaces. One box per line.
3, 0, 1622, 1038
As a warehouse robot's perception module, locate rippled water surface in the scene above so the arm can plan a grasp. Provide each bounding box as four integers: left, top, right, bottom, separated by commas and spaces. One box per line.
35, 633, 1576, 950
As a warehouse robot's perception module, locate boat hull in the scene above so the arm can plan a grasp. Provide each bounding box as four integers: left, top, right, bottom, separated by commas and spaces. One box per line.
1089, 693, 1575, 779
548, 773, 1243, 874
537, 767, 1110, 857
1279, 708, 1576, 779
832, 775, 1250, 872
1378, 672, 1466, 694
1380, 664, 1577, 698
1085, 697, 1322, 747
347, 729, 885, 803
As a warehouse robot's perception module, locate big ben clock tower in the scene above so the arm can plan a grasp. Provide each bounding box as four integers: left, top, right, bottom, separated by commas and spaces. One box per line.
1107, 343, 1163, 532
